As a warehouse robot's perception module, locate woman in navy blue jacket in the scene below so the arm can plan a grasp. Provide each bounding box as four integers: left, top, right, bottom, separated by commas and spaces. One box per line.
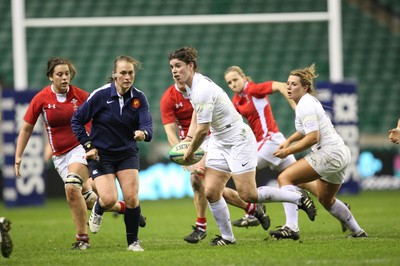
71, 55, 153, 252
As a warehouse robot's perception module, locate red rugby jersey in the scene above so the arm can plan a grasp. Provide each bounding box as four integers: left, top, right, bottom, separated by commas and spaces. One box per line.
160, 84, 193, 140
232, 81, 279, 142
24, 85, 89, 156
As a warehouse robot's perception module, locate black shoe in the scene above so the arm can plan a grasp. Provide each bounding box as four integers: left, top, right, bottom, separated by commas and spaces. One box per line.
139, 214, 147, 228
253, 204, 271, 230
340, 202, 351, 233
184, 226, 206, 243
232, 214, 260, 228
269, 226, 300, 240
210, 235, 236, 246
347, 229, 368, 238
71, 241, 91, 250
298, 190, 317, 221
0, 217, 13, 258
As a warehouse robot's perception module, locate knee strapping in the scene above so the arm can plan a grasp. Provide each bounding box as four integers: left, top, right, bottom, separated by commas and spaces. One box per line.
65, 172, 83, 190
82, 189, 98, 209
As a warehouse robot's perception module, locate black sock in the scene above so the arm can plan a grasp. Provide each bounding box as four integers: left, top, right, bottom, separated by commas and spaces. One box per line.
124, 205, 141, 245
94, 198, 105, 215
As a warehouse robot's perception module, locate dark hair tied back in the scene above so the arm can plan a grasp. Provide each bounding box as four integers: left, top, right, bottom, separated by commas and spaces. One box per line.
46, 57, 77, 80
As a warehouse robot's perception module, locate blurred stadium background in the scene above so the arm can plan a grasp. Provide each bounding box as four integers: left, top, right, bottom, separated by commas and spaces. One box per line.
0, 0, 399, 205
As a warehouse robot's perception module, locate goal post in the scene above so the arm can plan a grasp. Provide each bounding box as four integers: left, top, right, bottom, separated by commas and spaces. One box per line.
11, 0, 343, 91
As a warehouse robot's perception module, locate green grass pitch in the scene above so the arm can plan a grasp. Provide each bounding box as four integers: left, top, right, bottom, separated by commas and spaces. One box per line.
1, 190, 399, 265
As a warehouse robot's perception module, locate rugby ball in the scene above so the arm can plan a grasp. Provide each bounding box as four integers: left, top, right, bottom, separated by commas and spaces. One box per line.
169, 142, 205, 166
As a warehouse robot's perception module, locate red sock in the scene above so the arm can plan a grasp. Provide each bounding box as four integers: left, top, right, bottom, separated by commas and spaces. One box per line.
76, 234, 89, 243
119, 201, 126, 214
244, 203, 256, 215
196, 217, 207, 231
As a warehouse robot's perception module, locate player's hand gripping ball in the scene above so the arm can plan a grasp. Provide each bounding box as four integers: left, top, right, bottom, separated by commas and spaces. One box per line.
169, 142, 205, 166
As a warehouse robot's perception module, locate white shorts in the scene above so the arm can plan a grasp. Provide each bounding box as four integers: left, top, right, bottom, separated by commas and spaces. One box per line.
304, 144, 351, 184
206, 124, 257, 174
52, 145, 87, 182
257, 132, 296, 172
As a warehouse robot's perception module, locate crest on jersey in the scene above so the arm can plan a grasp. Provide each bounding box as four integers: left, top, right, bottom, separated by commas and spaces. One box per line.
71, 98, 78, 111
132, 98, 140, 108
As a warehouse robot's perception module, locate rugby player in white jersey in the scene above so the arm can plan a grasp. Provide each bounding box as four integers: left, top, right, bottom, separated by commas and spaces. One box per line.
169, 46, 317, 245
273, 64, 367, 239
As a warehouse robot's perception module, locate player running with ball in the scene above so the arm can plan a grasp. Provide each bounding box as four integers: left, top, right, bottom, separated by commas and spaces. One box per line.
169, 46, 317, 246
161, 77, 270, 243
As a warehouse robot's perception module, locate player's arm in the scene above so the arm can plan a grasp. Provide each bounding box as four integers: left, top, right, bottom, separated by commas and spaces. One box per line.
288, 130, 318, 154
388, 117, 400, 144
184, 121, 209, 161
271, 81, 296, 110
274, 130, 318, 158
135, 92, 153, 142
275, 130, 304, 151
42, 124, 52, 161
185, 110, 198, 141
44, 141, 53, 161
183, 111, 207, 159
15, 122, 35, 178
163, 123, 181, 147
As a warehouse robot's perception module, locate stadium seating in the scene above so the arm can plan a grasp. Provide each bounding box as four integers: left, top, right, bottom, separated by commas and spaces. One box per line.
1, 0, 399, 151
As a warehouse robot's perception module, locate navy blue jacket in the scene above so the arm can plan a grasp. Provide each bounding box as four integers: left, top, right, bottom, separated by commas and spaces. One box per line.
71, 82, 153, 154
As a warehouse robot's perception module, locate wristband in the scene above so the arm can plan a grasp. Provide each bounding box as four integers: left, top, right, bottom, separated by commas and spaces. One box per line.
186, 135, 193, 139
83, 141, 95, 152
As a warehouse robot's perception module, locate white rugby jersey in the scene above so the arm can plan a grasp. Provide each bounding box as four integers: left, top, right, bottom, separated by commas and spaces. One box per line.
185, 73, 243, 137
295, 93, 344, 150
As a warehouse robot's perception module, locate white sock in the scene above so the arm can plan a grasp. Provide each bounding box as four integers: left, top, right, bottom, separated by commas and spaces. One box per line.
257, 186, 301, 204
329, 199, 362, 234
281, 185, 299, 231
294, 186, 303, 192
208, 198, 235, 241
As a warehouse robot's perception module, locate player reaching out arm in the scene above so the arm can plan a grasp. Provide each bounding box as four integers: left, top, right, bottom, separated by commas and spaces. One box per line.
388, 118, 400, 144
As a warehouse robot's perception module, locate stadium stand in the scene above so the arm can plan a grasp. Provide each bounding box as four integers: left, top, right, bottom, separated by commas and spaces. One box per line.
0, 0, 399, 152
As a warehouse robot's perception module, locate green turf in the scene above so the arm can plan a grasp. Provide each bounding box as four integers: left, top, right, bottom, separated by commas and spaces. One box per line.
1, 190, 399, 265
